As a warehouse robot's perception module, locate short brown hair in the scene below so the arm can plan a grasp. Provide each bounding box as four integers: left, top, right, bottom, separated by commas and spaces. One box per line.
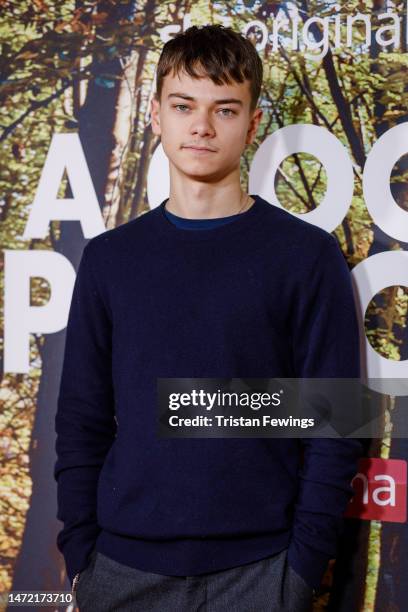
155, 24, 263, 114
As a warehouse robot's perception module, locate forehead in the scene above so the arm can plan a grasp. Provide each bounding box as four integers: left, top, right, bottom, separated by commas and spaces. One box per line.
162, 67, 251, 104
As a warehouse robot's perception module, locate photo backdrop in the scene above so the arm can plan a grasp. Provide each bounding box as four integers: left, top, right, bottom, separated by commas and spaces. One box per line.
1, 1, 407, 611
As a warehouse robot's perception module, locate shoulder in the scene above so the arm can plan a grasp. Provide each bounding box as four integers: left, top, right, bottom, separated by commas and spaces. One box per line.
83, 205, 160, 263
255, 194, 338, 259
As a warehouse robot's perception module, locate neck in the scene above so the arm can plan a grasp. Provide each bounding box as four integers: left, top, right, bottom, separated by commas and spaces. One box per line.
164, 186, 254, 219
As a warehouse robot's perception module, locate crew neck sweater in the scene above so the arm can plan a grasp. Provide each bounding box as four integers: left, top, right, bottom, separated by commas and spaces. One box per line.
54, 194, 363, 592
164, 204, 247, 228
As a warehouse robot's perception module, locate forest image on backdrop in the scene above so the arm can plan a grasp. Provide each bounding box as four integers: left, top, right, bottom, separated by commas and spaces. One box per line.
0, 1, 407, 611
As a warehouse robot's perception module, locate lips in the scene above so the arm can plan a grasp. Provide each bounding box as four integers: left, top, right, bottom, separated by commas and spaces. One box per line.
183, 145, 216, 152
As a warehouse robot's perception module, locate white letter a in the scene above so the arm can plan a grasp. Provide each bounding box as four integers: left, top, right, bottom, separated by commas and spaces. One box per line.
23, 133, 106, 239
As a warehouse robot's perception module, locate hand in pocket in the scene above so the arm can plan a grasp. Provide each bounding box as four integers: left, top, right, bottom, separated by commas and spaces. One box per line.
74, 550, 98, 609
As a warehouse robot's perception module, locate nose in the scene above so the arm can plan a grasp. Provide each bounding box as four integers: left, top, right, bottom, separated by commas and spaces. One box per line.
190, 110, 216, 138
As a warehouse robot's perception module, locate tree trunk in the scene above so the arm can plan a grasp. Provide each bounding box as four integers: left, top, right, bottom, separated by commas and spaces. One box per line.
10, 1, 144, 603
375, 409, 408, 612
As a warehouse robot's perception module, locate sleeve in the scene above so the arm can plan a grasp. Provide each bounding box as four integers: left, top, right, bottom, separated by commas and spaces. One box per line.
53, 242, 116, 586
287, 235, 364, 591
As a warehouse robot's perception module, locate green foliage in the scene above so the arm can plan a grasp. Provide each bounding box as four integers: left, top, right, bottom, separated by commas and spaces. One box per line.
0, 0, 407, 605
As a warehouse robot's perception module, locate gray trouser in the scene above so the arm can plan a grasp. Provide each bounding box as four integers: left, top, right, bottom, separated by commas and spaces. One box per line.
74, 547, 313, 612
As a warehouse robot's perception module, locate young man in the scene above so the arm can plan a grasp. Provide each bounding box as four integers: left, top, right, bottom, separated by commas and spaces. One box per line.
54, 25, 363, 611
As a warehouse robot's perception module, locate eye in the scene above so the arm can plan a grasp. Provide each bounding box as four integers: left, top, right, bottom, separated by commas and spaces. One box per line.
218, 108, 235, 117
173, 104, 189, 112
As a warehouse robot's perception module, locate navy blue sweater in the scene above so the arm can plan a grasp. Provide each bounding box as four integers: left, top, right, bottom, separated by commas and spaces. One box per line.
54, 194, 363, 591
164, 205, 246, 228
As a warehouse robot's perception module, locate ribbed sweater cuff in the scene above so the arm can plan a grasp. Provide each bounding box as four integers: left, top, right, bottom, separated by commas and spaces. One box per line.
287, 538, 331, 591
58, 525, 100, 585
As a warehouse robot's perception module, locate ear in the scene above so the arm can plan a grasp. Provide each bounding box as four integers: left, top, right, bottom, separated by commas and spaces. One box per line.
150, 96, 161, 136
246, 107, 263, 146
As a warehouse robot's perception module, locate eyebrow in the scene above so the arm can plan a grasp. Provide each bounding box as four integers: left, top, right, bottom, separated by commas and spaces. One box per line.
167, 92, 243, 106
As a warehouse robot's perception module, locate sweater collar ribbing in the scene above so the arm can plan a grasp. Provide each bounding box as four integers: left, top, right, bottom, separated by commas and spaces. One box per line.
153, 194, 268, 242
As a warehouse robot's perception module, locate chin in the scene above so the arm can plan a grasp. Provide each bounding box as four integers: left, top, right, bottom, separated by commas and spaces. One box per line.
170, 157, 225, 181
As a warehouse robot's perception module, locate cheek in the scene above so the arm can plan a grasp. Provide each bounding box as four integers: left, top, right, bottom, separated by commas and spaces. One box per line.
226, 128, 248, 154
159, 127, 179, 153
225, 122, 247, 142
